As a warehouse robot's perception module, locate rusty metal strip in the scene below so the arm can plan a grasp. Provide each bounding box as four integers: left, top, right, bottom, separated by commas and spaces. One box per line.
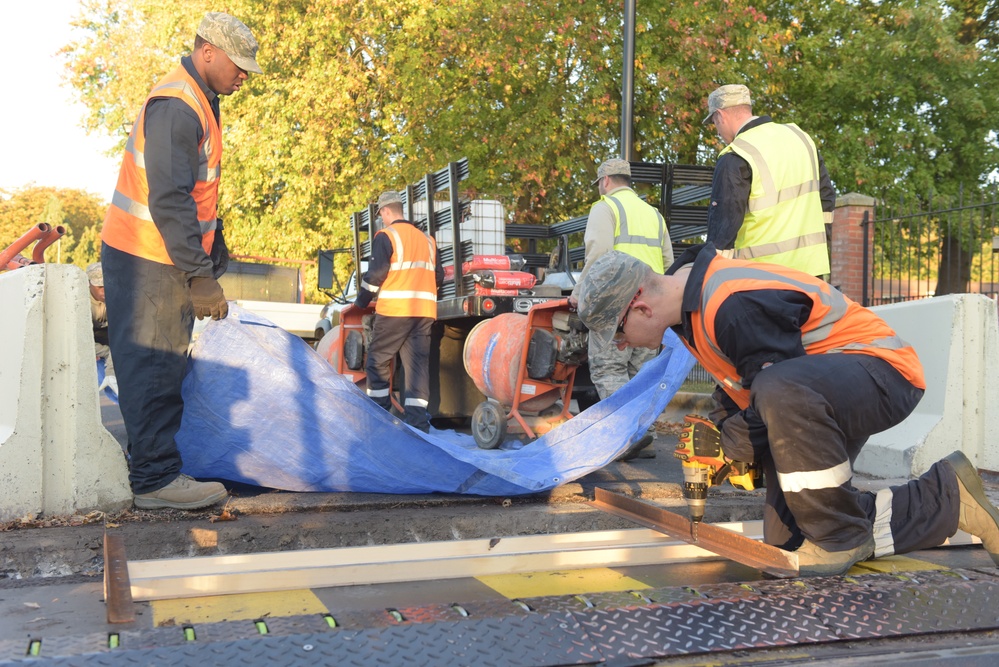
590, 487, 798, 579
104, 530, 135, 623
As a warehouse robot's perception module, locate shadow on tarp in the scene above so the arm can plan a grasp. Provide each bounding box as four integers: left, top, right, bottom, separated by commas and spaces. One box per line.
176, 305, 696, 496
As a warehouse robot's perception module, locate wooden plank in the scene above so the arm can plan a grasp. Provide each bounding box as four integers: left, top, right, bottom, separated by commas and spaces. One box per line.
591, 488, 799, 578
103, 530, 135, 623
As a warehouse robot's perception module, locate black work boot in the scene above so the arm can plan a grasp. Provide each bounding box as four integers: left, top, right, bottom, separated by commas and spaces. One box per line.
944, 450, 999, 565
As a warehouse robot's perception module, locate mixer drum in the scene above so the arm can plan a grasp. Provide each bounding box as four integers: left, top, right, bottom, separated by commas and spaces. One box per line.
463, 313, 562, 413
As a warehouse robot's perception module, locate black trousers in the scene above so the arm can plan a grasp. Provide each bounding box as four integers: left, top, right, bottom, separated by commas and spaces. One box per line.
101, 243, 192, 494
365, 315, 433, 432
718, 353, 957, 554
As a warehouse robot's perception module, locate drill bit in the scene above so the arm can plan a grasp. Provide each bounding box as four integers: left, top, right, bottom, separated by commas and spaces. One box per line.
690, 519, 698, 542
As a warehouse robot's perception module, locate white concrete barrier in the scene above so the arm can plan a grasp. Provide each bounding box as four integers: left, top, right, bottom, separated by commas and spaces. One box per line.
855, 294, 999, 478
0, 265, 131, 522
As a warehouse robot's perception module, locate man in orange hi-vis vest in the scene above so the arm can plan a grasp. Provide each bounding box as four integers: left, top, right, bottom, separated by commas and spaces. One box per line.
575, 246, 999, 578
355, 191, 444, 433
101, 12, 262, 510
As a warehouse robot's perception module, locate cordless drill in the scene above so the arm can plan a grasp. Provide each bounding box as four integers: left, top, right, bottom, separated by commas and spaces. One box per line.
674, 415, 760, 540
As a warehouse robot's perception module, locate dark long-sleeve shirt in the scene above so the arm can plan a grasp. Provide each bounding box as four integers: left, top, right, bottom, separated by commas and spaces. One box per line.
355, 221, 445, 308
669, 243, 814, 390
706, 116, 836, 250
143, 56, 220, 277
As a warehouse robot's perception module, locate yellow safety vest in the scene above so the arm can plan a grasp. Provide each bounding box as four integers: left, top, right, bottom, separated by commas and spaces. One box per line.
603, 188, 668, 273
103, 64, 220, 265
372, 222, 438, 318
719, 122, 829, 277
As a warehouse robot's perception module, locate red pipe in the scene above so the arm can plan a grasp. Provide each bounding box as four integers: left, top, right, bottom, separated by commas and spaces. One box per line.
0, 223, 50, 272
32, 225, 67, 263
6, 255, 34, 271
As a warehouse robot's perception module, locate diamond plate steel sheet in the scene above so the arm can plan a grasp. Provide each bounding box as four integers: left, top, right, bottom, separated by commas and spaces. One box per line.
115, 626, 188, 650
0, 639, 29, 662
574, 596, 838, 658
22, 633, 111, 660
260, 614, 334, 636
392, 603, 459, 624
454, 597, 532, 620
807, 580, 999, 639
186, 620, 259, 643
688, 582, 761, 601
0, 616, 601, 667
521, 593, 599, 615
640, 585, 705, 605
564, 590, 654, 611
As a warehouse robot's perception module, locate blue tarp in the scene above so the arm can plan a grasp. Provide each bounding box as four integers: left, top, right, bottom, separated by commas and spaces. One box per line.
176, 305, 696, 496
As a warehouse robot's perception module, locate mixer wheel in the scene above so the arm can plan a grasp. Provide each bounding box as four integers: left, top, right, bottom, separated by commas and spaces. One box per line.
472, 401, 507, 449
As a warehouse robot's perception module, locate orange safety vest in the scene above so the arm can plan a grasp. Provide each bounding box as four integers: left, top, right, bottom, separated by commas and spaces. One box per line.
686, 253, 925, 410
102, 64, 221, 265
373, 222, 438, 318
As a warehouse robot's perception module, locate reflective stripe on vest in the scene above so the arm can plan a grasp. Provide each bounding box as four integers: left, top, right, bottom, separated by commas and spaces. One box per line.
720, 122, 829, 277
686, 253, 925, 410
602, 188, 667, 273
375, 223, 438, 318
102, 65, 220, 265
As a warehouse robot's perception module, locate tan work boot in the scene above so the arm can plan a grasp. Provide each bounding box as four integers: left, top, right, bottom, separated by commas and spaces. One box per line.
944, 450, 999, 565
134, 474, 228, 510
794, 536, 875, 577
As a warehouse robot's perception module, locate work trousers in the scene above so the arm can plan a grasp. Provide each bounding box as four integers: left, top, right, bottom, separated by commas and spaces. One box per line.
101, 243, 192, 494
717, 353, 958, 555
365, 315, 433, 432
588, 336, 658, 400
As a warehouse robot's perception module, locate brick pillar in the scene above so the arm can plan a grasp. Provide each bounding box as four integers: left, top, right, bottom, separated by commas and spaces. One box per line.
830, 193, 875, 304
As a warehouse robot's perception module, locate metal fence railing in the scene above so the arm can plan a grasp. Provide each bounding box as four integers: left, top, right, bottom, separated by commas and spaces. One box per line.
864, 187, 999, 307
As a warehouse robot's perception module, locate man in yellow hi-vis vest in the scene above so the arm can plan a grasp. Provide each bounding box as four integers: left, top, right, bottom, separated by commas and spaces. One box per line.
570, 159, 673, 460
703, 84, 835, 278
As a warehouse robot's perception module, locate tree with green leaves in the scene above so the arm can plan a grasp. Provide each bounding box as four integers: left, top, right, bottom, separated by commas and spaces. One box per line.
1, 186, 108, 268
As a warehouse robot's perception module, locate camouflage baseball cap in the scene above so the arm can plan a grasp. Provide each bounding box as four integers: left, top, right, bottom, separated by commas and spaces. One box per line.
197, 12, 263, 74
85, 262, 103, 286
576, 251, 649, 348
591, 158, 632, 186
376, 190, 404, 210
703, 84, 752, 124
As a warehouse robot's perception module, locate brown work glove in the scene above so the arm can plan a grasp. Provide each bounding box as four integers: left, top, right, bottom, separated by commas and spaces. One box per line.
190, 276, 229, 320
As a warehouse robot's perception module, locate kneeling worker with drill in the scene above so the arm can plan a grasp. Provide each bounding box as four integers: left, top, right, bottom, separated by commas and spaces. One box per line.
575, 244, 999, 576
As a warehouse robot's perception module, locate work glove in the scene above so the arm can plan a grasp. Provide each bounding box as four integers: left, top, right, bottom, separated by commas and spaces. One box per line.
675, 414, 727, 472
675, 414, 760, 491
190, 276, 229, 321
210, 224, 229, 279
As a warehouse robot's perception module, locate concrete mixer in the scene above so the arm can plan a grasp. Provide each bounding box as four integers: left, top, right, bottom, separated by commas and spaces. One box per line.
462, 299, 588, 448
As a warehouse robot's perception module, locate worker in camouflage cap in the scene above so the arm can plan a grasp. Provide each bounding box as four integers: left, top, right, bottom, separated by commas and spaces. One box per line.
196, 12, 263, 74
575, 251, 649, 349
376, 190, 404, 211
702, 84, 752, 125
85, 262, 104, 287
589, 158, 631, 186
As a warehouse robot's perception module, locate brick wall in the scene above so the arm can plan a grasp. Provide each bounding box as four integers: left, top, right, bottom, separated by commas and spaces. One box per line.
830, 193, 875, 304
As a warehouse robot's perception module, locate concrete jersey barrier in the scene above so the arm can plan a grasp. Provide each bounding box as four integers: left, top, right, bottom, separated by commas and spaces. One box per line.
0, 264, 131, 522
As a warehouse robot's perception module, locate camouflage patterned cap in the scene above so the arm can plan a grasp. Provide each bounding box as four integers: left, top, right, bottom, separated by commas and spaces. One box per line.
576, 251, 649, 348
85, 262, 103, 286
376, 190, 404, 210
197, 12, 262, 74
703, 84, 752, 124
591, 158, 632, 186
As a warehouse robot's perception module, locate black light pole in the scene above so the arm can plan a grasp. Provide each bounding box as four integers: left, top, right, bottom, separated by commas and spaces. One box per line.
620, 0, 636, 160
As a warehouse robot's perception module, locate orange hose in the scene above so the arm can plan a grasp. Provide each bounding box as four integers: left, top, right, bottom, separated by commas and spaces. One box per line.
0, 223, 50, 272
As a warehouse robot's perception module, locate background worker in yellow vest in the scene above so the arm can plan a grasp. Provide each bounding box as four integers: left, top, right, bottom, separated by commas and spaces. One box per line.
570, 158, 673, 460
703, 84, 836, 278
355, 191, 445, 433
101, 12, 262, 510
575, 247, 999, 577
